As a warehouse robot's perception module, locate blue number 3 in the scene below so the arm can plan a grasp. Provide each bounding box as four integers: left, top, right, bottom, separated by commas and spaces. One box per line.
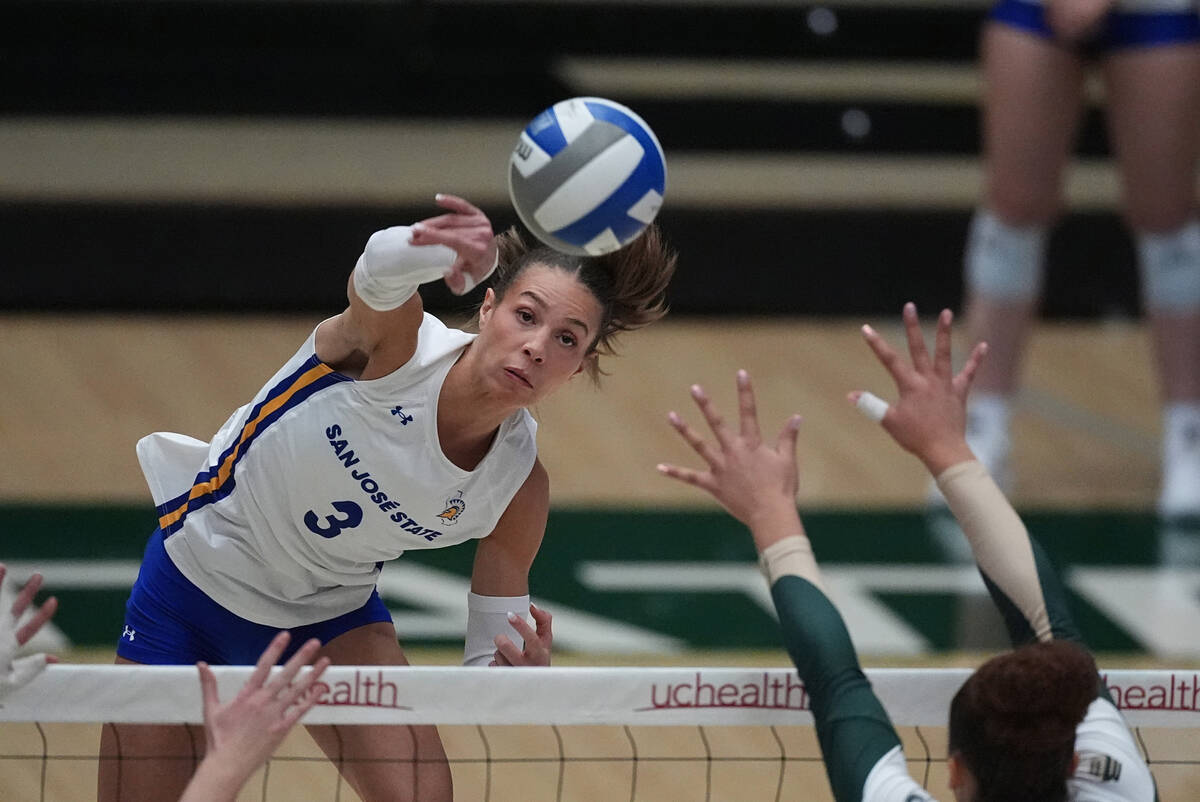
304, 500, 364, 539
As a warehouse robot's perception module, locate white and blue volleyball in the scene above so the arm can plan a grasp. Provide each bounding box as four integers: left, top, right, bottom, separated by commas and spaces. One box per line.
508, 97, 666, 256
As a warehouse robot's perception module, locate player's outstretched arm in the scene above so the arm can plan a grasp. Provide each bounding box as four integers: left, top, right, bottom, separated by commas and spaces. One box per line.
317, 194, 499, 377
0, 563, 59, 698
658, 372, 916, 802
851, 302, 1082, 646
179, 632, 330, 802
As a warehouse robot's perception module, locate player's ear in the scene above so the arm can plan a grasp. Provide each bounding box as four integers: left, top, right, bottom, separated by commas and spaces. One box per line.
479, 288, 498, 328
947, 751, 978, 801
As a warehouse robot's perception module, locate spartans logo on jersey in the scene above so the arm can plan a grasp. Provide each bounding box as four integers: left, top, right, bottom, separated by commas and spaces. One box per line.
437, 491, 466, 525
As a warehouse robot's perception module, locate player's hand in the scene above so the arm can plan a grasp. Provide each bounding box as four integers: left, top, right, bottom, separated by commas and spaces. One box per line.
657, 370, 805, 550
0, 564, 59, 697
197, 632, 330, 777
491, 603, 552, 666
1046, 0, 1114, 42
849, 303, 987, 477
409, 193, 499, 295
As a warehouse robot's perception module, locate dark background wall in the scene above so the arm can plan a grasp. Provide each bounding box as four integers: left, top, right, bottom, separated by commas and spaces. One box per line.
0, 1, 1140, 317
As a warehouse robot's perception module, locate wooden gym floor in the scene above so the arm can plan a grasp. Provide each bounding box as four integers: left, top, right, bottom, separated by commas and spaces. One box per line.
0, 313, 1165, 509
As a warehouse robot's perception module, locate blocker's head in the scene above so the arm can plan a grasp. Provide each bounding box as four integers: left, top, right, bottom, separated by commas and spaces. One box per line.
947, 640, 1096, 802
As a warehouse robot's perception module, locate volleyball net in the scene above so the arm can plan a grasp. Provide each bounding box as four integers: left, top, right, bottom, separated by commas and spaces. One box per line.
2, 665, 1198, 801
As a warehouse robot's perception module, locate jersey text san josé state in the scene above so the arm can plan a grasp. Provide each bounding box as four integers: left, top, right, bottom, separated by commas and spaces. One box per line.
325, 424, 442, 541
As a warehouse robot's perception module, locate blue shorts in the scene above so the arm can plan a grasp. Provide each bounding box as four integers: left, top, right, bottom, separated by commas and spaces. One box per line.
991, 0, 1200, 51
116, 529, 393, 665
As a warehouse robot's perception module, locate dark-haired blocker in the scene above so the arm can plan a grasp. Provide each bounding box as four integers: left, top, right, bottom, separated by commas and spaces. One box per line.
658, 303, 1157, 802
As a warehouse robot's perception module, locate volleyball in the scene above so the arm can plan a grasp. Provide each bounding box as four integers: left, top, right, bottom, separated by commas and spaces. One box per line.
508, 97, 667, 256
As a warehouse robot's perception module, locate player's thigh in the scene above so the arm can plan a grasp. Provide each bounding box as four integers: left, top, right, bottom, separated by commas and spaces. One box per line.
306, 622, 452, 802
1103, 43, 1200, 230
98, 657, 203, 802
980, 22, 1088, 222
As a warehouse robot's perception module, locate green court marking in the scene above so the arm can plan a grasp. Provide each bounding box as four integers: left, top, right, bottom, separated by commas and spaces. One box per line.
0, 504, 1191, 654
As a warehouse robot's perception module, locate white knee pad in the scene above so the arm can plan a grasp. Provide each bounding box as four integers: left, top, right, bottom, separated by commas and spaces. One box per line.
1137, 220, 1200, 312
964, 209, 1047, 302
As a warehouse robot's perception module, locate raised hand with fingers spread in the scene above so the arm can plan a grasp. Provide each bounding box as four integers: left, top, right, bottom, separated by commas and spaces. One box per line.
849, 302, 988, 477
0, 563, 59, 697
180, 631, 330, 802
657, 370, 804, 553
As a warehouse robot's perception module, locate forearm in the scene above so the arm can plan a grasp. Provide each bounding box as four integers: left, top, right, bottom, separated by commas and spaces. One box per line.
936, 460, 1081, 645
761, 540, 901, 802
770, 574, 902, 802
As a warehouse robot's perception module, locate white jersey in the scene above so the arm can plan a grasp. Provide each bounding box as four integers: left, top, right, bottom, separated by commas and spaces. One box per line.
136, 313, 538, 628
861, 698, 1155, 801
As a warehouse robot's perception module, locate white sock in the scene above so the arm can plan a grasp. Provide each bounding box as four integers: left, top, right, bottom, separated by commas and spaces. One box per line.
966, 393, 1013, 474
1161, 402, 1200, 516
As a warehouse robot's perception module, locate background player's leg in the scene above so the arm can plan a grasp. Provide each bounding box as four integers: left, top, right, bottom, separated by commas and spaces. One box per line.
1103, 42, 1200, 517
961, 23, 1088, 488
97, 656, 205, 802
306, 621, 453, 802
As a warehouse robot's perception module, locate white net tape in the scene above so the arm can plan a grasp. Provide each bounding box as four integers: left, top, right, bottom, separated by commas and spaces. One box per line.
2, 666, 1197, 727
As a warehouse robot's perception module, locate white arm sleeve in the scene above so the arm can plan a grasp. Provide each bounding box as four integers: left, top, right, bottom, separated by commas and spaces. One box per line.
463, 591, 530, 667
352, 226, 457, 311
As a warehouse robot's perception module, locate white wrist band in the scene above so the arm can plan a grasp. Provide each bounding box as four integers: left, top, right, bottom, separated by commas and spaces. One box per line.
352, 226, 457, 311
463, 592, 529, 666
0, 594, 48, 698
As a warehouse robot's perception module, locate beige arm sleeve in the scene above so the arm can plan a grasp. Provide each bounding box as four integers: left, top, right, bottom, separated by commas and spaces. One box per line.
936, 460, 1052, 642
759, 535, 827, 594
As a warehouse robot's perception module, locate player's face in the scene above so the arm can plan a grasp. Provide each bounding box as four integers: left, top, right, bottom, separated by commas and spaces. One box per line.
476, 264, 603, 404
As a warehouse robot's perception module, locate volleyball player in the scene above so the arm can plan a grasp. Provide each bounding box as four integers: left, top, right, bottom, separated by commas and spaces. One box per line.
0, 564, 58, 697
100, 193, 676, 801
658, 303, 1156, 801
957, 0, 1200, 517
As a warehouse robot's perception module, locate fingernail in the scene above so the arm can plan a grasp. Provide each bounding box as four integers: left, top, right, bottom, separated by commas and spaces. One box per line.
690, 384, 703, 399
435, 193, 444, 201
412, 223, 425, 233
506, 612, 519, 622
736, 369, 748, 385
656, 463, 668, 473
862, 324, 875, 336
667, 411, 680, 424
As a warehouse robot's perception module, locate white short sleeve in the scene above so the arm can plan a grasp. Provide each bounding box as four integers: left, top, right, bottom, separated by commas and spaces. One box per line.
1069, 698, 1156, 801
861, 745, 938, 802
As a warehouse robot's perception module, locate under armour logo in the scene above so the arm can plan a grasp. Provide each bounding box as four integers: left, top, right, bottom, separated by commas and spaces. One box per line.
122, 626, 136, 642
390, 406, 414, 425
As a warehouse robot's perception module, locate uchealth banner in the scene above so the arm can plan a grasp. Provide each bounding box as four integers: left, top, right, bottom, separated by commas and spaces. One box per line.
2, 666, 1199, 728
